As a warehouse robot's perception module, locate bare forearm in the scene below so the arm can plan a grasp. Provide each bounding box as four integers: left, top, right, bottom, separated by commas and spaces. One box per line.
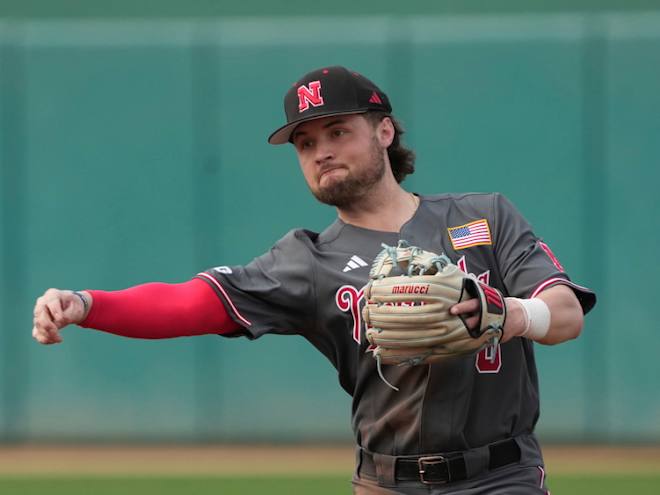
503, 284, 583, 345
535, 284, 583, 344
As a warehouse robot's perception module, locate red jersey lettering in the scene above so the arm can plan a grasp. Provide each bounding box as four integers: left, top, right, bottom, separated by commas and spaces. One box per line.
336, 285, 365, 344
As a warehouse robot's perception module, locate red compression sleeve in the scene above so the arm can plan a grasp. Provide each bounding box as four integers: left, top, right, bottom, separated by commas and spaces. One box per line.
80, 278, 241, 338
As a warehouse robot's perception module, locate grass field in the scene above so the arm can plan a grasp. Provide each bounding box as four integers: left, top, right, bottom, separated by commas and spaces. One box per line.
1, 445, 658, 494
1, 475, 660, 495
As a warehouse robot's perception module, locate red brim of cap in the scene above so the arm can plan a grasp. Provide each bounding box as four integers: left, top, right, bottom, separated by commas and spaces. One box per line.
267, 109, 370, 145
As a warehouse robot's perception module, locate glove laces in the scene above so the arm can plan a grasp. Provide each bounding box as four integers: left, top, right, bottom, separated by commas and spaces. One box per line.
375, 353, 400, 392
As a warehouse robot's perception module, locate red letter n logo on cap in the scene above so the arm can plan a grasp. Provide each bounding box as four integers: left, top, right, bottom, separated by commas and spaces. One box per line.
297, 81, 324, 112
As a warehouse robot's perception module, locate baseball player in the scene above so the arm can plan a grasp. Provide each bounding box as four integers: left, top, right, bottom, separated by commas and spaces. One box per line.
32, 66, 596, 494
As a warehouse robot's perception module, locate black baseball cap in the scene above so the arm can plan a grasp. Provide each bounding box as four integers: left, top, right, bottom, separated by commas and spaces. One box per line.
268, 66, 392, 145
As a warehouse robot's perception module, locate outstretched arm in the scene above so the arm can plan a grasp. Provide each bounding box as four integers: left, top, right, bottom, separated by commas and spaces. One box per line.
32, 278, 240, 345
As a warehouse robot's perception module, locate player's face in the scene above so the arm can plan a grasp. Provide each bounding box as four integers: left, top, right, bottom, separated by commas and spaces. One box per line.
292, 114, 390, 208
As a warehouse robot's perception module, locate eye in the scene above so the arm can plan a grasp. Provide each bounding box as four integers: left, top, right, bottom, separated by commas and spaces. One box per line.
296, 139, 313, 151
332, 128, 346, 137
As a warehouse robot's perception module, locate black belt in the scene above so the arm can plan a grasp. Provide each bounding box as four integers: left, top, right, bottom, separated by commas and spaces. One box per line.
359, 438, 521, 485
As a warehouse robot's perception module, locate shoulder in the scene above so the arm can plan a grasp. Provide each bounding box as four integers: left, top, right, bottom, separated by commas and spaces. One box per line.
265, 222, 359, 262
421, 192, 512, 215
422, 192, 500, 205
246, 229, 321, 279
270, 228, 320, 253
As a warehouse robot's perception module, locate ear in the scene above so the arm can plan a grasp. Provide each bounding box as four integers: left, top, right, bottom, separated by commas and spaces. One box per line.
376, 117, 395, 148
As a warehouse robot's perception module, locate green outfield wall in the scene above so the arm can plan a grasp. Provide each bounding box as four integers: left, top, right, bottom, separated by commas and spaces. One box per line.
1, 10, 659, 443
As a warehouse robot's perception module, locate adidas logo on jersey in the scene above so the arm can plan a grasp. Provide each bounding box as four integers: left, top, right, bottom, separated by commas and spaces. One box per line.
343, 255, 368, 272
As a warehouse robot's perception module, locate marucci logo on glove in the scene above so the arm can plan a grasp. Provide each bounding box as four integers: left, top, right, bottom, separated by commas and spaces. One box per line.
391, 284, 430, 294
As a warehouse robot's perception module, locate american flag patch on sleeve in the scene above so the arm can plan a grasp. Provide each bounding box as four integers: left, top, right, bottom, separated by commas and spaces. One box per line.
447, 219, 492, 250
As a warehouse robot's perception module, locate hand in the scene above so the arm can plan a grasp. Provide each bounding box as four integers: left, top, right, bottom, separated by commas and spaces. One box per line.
32, 289, 90, 345
500, 297, 528, 343
449, 298, 481, 333
451, 297, 526, 344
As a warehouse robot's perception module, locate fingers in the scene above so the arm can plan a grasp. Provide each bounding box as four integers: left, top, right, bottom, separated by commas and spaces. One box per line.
32, 311, 63, 344
450, 298, 479, 316
33, 303, 62, 344
32, 324, 62, 344
32, 288, 67, 345
46, 297, 66, 327
451, 298, 480, 331
463, 314, 480, 330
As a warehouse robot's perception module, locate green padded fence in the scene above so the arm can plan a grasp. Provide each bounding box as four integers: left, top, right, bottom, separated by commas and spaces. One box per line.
1, 11, 658, 442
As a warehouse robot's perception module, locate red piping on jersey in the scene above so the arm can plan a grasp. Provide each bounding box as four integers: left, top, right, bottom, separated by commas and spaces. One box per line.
196, 272, 252, 326
81, 278, 240, 338
537, 466, 546, 488
530, 277, 589, 298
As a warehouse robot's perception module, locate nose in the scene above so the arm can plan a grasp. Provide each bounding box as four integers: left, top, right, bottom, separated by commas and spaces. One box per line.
314, 141, 335, 165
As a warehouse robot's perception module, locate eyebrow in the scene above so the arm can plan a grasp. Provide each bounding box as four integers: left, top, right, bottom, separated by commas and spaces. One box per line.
292, 119, 347, 141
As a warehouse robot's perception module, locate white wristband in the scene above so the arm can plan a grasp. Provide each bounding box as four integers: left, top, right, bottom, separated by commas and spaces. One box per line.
515, 297, 551, 341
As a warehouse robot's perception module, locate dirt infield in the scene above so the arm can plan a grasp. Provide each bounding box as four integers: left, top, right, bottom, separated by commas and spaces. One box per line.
0, 445, 658, 476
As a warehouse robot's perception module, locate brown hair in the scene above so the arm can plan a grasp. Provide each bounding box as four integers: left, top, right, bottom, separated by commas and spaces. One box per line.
364, 111, 416, 183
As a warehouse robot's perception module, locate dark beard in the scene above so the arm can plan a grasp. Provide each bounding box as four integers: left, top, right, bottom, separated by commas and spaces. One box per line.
311, 139, 387, 208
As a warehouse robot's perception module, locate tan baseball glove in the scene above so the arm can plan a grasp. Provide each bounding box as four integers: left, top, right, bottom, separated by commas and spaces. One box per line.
362, 241, 506, 390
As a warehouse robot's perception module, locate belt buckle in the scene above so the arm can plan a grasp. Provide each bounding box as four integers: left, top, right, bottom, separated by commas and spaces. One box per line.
417, 455, 449, 485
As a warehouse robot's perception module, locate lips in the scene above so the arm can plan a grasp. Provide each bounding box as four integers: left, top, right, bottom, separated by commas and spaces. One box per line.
319, 165, 346, 181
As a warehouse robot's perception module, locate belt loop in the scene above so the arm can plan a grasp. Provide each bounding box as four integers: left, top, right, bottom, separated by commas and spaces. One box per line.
462, 445, 490, 479
355, 447, 363, 477
373, 453, 397, 486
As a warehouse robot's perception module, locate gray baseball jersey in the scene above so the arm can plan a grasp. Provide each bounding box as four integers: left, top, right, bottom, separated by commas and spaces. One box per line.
196, 193, 595, 457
